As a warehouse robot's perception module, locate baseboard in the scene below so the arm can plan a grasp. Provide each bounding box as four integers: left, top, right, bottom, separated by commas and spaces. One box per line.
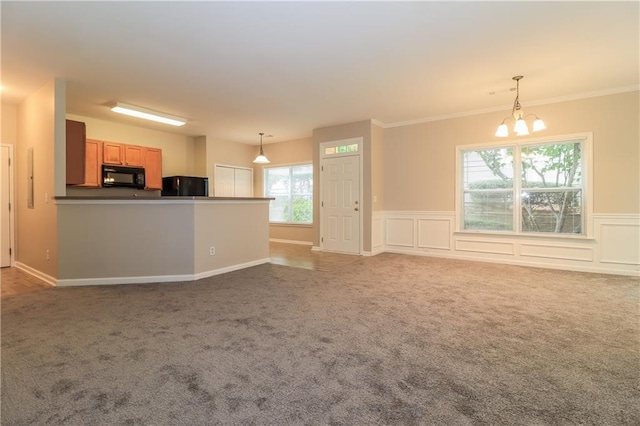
56, 273, 196, 287
363, 246, 385, 257
56, 258, 272, 287
311, 246, 321, 252
14, 262, 57, 287
383, 247, 640, 277
194, 258, 271, 280
269, 238, 313, 246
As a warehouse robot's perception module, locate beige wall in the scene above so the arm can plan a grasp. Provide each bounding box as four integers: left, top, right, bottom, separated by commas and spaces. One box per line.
193, 201, 270, 274
371, 122, 384, 212
2, 104, 18, 145
66, 114, 198, 177
194, 136, 207, 177
57, 200, 270, 282
313, 120, 373, 251
383, 91, 640, 214
16, 79, 60, 277
252, 137, 314, 243
58, 203, 195, 279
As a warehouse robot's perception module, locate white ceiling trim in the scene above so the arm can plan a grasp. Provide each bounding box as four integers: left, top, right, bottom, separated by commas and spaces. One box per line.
381, 85, 640, 129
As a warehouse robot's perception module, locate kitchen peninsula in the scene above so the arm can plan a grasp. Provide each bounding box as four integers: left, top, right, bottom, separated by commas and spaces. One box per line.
55, 196, 272, 286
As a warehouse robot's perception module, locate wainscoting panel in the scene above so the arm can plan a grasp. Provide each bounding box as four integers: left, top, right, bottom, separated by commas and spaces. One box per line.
417, 218, 451, 250
598, 222, 640, 265
520, 243, 594, 262
385, 217, 415, 247
455, 239, 515, 255
381, 211, 639, 276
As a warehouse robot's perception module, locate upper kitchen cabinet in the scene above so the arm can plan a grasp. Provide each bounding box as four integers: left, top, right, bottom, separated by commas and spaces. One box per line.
124, 145, 144, 167
78, 139, 103, 188
144, 147, 163, 190
67, 138, 102, 188
66, 119, 86, 185
103, 142, 124, 165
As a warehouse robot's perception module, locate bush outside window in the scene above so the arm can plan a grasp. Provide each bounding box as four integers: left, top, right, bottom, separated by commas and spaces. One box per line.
461, 137, 587, 235
264, 164, 313, 224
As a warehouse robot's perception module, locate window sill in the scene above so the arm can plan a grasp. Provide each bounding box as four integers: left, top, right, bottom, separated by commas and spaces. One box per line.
453, 230, 596, 242
269, 222, 313, 228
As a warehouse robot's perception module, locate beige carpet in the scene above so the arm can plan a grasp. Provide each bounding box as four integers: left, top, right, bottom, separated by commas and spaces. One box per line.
2, 254, 638, 425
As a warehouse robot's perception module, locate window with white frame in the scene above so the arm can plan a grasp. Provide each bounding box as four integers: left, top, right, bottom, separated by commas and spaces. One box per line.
264, 164, 313, 224
459, 134, 590, 236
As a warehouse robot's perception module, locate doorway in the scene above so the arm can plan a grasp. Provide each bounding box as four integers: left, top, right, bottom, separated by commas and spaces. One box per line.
1, 144, 15, 267
320, 139, 362, 254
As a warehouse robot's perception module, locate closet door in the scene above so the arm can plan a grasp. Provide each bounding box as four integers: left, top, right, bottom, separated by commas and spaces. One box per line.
214, 165, 235, 196
234, 168, 253, 197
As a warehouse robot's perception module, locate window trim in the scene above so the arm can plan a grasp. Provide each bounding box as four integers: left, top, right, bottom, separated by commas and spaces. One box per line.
264, 162, 313, 225
455, 132, 593, 238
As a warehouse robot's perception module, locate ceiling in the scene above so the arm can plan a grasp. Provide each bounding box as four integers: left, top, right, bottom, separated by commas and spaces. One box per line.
2, 1, 638, 145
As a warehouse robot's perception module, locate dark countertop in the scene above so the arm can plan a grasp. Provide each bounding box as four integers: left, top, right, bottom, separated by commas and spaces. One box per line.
55, 196, 274, 201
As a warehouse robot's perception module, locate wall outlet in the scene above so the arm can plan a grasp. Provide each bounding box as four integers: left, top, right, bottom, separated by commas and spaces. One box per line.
46, 249, 50, 260
209, 246, 216, 256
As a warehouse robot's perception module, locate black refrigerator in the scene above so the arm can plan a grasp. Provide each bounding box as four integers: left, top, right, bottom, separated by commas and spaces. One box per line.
161, 176, 209, 197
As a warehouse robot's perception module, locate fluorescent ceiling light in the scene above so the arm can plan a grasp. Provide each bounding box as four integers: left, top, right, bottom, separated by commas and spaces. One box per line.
111, 102, 187, 127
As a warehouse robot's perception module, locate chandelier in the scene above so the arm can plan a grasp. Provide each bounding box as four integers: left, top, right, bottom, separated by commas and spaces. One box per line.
495, 75, 546, 137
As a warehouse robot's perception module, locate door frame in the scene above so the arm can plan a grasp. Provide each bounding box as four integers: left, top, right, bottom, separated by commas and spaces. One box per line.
319, 137, 363, 254
1, 144, 16, 266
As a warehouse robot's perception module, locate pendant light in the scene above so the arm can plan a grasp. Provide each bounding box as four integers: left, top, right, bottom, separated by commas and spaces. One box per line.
495, 75, 546, 137
253, 132, 270, 164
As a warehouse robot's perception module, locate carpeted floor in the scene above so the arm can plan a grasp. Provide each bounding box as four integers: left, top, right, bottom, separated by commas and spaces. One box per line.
2, 254, 639, 425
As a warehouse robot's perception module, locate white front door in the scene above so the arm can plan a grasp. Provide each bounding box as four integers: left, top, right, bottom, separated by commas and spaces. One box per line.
1, 145, 12, 267
321, 155, 360, 254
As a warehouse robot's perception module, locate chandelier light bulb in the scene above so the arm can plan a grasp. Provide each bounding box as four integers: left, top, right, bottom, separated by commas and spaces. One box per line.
533, 118, 546, 132
495, 123, 509, 137
514, 118, 530, 136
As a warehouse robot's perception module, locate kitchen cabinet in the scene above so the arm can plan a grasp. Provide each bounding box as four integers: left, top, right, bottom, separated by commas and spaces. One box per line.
66, 120, 86, 185
103, 142, 124, 165
144, 147, 163, 190
78, 139, 103, 187
68, 139, 102, 188
124, 145, 144, 167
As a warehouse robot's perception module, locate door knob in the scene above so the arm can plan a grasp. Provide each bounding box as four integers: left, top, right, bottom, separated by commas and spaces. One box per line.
354, 207, 359, 211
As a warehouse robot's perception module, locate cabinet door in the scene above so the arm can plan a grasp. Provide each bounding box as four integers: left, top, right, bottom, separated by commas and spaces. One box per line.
124, 145, 144, 167
79, 139, 102, 188
144, 147, 163, 190
66, 119, 86, 185
103, 142, 124, 165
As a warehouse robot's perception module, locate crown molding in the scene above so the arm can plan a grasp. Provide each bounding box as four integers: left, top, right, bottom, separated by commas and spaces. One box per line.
380, 85, 640, 129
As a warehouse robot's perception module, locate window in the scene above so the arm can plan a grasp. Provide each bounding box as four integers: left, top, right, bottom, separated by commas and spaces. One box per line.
264, 164, 313, 224
459, 134, 590, 236
324, 143, 358, 156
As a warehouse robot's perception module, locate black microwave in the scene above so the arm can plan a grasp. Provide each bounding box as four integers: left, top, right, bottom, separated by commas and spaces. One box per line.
161, 176, 208, 197
102, 165, 145, 189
